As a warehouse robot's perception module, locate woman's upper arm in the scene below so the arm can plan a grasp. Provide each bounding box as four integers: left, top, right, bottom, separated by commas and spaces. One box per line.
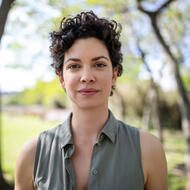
14, 138, 38, 190
140, 131, 168, 190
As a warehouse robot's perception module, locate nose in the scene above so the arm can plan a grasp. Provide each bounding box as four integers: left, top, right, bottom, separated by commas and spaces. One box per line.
80, 68, 95, 83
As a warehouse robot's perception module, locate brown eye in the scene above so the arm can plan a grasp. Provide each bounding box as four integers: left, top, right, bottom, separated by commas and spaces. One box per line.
95, 62, 106, 68
68, 64, 80, 70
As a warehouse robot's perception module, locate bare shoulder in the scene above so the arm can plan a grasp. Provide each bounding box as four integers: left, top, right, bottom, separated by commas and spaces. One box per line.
21, 138, 38, 155
140, 131, 168, 190
140, 131, 164, 155
15, 137, 38, 190
16, 138, 38, 167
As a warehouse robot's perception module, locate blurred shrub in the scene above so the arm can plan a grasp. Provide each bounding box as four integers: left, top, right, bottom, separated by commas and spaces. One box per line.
159, 90, 181, 129
4, 78, 69, 108
112, 79, 181, 129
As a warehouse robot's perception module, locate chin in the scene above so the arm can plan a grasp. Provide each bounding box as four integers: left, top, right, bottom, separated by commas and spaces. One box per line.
76, 103, 102, 110
73, 99, 108, 110
69, 93, 110, 110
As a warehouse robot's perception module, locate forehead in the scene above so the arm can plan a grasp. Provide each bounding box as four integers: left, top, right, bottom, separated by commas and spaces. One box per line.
64, 37, 110, 60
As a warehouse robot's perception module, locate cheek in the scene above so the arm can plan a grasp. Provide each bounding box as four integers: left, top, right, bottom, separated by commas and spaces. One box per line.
100, 73, 113, 88
63, 74, 78, 90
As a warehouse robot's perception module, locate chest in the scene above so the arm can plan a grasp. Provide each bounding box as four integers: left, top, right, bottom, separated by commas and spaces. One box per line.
71, 144, 94, 190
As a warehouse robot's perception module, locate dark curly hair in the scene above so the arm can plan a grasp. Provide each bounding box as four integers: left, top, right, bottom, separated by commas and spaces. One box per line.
50, 11, 123, 95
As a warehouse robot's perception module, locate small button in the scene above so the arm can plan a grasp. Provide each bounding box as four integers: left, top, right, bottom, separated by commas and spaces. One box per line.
92, 169, 98, 175
99, 134, 104, 141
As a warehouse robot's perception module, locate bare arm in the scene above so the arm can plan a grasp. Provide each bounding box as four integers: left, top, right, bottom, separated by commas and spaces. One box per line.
14, 138, 37, 190
140, 131, 168, 190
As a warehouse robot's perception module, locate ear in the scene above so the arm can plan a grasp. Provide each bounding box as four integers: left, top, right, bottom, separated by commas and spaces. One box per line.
57, 71, 65, 89
112, 66, 118, 85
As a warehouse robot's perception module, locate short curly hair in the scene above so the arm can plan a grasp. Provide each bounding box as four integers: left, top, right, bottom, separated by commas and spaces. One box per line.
50, 11, 123, 95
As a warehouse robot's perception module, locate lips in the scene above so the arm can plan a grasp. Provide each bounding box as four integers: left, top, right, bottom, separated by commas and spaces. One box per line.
78, 88, 98, 96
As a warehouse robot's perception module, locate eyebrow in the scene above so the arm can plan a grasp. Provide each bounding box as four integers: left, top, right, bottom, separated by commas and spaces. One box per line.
64, 56, 109, 64
64, 58, 80, 64
91, 56, 109, 61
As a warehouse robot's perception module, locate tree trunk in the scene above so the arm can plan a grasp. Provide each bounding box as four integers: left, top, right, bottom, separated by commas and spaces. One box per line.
0, 0, 15, 44
136, 38, 163, 142
152, 85, 163, 143
137, 0, 190, 186
141, 84, 163, 142
0, 0, 15, 188
180, 98, 190, 190
141, 87, 154, 131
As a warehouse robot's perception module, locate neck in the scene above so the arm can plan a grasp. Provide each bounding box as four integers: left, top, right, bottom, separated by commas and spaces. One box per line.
71, 105, 109, 140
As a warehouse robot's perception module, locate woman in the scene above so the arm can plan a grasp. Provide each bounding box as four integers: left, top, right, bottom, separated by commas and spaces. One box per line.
15, 11, 168, 190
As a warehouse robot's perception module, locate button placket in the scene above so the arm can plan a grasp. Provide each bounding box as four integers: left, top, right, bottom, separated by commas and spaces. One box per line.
87, 142, 99, 189
92, 169, 98, 175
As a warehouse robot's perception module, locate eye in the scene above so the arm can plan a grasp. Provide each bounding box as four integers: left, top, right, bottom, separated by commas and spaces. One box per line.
67, 64, 80, 70
95, 62, 106, 68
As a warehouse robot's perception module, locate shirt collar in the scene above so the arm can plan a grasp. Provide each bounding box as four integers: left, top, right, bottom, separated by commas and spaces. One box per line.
59, 109, 118, 149
59, 112, 73, 149
101, 110, 118, 144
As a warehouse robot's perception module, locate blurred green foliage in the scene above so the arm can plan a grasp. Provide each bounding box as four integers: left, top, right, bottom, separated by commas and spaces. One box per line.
4, 78, 70, 108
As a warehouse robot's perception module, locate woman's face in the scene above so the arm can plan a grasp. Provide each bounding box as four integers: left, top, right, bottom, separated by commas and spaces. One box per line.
61, 37, 118, 110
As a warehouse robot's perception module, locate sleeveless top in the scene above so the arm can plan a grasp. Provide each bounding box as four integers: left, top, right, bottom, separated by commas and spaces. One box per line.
33, 110, 144, 190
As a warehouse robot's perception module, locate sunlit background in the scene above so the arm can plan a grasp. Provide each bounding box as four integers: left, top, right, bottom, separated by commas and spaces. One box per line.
0, 0, 190, 189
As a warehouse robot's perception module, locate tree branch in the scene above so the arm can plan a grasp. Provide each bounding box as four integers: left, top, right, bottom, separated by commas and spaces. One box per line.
137, 0, 176, 16
0, 0, 15, 44
136, 40, 153, 77
157, 0, 176, 14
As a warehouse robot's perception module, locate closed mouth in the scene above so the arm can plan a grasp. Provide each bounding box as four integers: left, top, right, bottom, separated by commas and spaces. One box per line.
78, 88, 99, 95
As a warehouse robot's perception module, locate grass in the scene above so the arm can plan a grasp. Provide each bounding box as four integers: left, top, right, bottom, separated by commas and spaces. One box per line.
1, 112, 60, 184
163, 130, 187, 190
1, 112, 187, 189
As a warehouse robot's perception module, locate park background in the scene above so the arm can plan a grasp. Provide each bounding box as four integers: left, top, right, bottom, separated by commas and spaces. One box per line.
0, 0, 190, 189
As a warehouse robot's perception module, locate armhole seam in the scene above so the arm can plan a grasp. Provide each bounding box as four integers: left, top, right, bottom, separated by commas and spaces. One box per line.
33, 131, 47, 188
138, 130, 145, 186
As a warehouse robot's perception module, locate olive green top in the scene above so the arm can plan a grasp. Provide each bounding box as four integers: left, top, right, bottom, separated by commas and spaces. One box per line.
34, 110, 144, 190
